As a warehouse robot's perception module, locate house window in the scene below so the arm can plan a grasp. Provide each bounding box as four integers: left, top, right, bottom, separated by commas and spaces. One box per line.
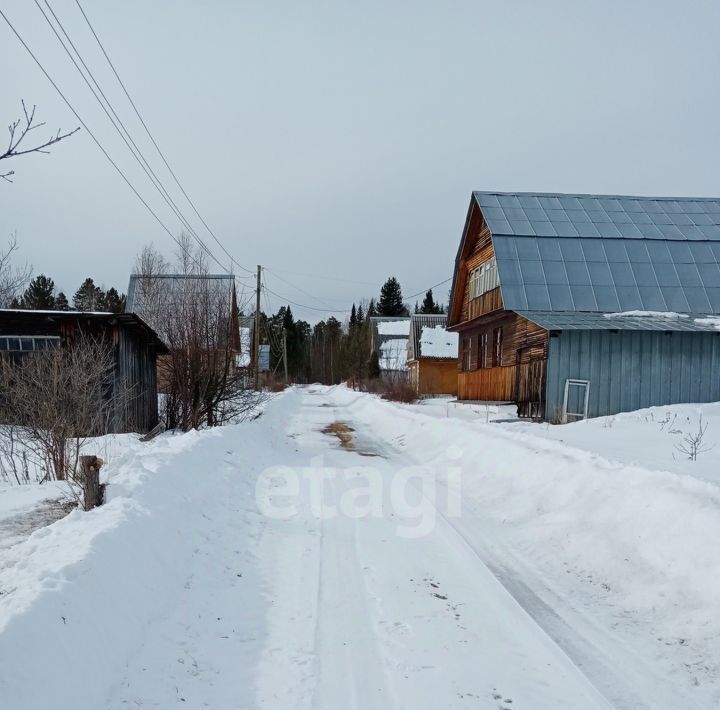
478, 332, 489, 369
461, 337, 471, 371
492, 327, 503, 367
469, 258, 499, 300
0, 336, 61, 352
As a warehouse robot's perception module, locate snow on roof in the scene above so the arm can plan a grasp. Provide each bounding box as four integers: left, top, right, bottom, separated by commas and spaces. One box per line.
376, 320, 410, 336
419, 325, 458, 359
604, 311, 690, 319
379, 338, 408, 371
237, 326, 252, 367
695, 317, 720, 330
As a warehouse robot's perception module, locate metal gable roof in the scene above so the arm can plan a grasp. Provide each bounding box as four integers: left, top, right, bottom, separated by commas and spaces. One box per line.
470, 192, 720, 315
474, 191, 720, 241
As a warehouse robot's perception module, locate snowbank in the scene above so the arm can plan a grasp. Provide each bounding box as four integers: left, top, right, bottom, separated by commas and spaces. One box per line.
0, 396, 285, 709
323, 386, 720, 698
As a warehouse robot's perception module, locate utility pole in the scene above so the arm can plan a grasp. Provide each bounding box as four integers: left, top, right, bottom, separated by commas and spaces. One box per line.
254, 265, 261, 390
282, 328, 289, 383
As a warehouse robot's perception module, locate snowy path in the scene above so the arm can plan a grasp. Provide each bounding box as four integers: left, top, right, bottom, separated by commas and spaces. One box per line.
2, 385, 714, 708
104, 387, 609, 709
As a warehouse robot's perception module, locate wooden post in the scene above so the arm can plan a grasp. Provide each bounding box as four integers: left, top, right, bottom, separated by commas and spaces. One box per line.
80, 455, 105, 511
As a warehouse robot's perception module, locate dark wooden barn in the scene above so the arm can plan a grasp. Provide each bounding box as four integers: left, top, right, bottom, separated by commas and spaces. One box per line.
0, 309, 167, 433
448, 192, 720, 420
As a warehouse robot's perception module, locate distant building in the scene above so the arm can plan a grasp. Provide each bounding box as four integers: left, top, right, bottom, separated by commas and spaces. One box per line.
407, 314, 458, 396
0, 309, 166, 432
126, 273, 241, 391
448, 191, 720, 420
369, 316, 410, 379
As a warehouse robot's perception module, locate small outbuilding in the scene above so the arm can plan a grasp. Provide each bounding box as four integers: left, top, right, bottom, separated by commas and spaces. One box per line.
369, 316, 410, 380
0, 309, 167, 432
448, 191, 720, 420
407, 314, 458, 396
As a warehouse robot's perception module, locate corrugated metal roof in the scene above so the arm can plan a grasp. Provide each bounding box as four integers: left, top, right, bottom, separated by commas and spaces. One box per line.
126, 273, 235, 313
474, 191, 720, 241
470, 192, 720, 315
408, 314, 457, 360
517, 310, 720, 332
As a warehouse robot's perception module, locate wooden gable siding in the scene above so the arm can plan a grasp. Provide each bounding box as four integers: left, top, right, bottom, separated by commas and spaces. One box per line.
459, 225, 503, 323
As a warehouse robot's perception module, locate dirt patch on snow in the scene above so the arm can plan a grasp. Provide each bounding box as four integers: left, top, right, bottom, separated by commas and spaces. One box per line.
321, 422, 379, 457
0, 497, 77, 551
322, 422, 355, 449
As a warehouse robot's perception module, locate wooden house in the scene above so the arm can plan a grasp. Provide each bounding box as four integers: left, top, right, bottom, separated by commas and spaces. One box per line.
407, 314, 458, 396
0, 309, 167, 432
448, 192, 720, 420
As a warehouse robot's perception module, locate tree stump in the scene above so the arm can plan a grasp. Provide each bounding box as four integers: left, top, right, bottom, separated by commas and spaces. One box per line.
80, 455, 104, 511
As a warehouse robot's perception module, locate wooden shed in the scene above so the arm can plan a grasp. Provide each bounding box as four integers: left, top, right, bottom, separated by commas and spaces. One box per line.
407, 314, 458, 396
0, 309, 167, 433
448, 191, 720, 420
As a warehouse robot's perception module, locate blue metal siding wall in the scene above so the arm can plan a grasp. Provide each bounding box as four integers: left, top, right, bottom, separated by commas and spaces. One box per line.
545, 330, 720, 418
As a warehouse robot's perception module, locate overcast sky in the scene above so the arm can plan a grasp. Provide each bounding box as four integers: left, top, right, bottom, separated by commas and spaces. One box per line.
2, 0, 720, 321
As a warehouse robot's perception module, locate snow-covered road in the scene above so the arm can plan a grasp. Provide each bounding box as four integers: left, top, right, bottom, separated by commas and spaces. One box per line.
2, 385, 718, 708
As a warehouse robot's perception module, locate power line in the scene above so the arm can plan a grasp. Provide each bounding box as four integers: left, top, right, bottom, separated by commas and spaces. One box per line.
73, 0, 254, 276
262, 274, 352, 315
405, 276, 453, 301
265, 269, 349, 309
0, 7, 208, 274
269, 266, 376, 286
35, 0, 230, 274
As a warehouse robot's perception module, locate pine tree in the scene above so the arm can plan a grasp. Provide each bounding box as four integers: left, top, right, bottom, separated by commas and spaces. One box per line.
356, 303, 364, 326
420, 289, 441, 314
377, 277, 406, 316
20, 274, 56, 310
367, 299, 377, 318
73, 278, 105, 311
55, 292, 70, 311
104, 287, 126, 313
349, 303, 357, 330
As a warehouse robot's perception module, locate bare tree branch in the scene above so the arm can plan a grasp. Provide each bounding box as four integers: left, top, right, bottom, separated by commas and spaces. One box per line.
0, 101, 80, 180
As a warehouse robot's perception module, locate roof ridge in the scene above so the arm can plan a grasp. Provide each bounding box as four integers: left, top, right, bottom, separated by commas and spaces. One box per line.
473, 190, 720, 202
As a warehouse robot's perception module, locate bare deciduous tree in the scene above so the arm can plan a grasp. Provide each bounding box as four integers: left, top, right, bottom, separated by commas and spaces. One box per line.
0, 332, 128, 506
1, 101, 79, 183
132, 238, 264, 431
0, 233, 31, 307
675, 416, 714, 461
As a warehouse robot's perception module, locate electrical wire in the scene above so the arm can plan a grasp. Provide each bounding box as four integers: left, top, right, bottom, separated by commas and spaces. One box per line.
0, 8, 209, 274
36, 0, 231, 274
73, 0, 254, 275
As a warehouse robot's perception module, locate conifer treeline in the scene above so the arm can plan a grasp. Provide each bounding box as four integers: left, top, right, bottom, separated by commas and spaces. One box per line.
258, 276, 445, 385
11, 273, 126, 313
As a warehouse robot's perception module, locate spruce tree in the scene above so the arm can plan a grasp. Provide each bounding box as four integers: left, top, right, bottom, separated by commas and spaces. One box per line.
349, 303, 357, 330
55, 292, 70, 311
367, 298, 377, 318
377, 277, 406, 316
104, 287, 126, 313
73, 278, 105, 311
356, 303, 364, 326
20, 274, 56, 310
420, 288, 441, 314
414, 301, 419, 314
